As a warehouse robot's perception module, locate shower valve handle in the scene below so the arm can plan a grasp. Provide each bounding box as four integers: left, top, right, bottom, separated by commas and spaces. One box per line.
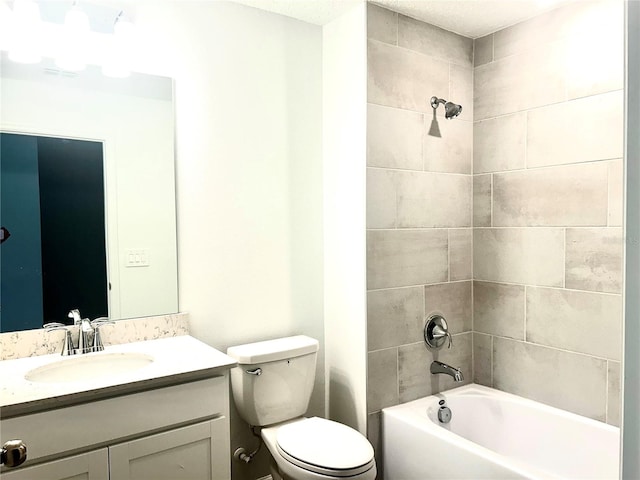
433, 325, 452, 348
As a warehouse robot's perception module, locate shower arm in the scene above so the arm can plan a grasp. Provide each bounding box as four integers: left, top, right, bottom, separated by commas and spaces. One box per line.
430, 97, 447, 109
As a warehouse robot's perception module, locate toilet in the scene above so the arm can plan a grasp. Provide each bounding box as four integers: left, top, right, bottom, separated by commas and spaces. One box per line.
227, 335, 377, 480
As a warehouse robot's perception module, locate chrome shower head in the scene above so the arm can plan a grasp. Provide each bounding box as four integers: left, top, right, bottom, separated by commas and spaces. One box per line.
430, 96, 463, 119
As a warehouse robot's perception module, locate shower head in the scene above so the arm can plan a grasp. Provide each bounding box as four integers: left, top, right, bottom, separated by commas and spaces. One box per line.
430, 96, 463, 119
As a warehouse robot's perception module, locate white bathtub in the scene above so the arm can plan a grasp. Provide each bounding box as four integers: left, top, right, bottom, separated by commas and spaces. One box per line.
382, 384, 620, 479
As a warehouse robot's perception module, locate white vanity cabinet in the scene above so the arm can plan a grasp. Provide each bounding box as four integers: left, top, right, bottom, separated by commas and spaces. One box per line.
0, 375, 231, 480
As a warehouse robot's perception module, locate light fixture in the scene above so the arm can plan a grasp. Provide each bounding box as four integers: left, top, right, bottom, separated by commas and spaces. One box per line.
102, 11, 134, 78
55, 1, 90, 72
8, 0, 42, 64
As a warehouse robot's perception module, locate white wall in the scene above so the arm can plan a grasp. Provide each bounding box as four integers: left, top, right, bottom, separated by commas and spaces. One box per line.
322, 3, 368, 434
127, 3, 325, 479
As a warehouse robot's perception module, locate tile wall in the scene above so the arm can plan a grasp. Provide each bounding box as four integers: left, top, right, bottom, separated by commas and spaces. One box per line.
366, 1, 624, 473
472, 0, 624, 426
366, 4, 474, 472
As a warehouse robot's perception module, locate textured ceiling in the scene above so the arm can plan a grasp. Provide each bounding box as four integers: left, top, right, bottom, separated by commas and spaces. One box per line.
230, 0, 572, 38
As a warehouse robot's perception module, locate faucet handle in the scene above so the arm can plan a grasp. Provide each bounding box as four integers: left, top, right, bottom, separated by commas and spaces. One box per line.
91, 317, 113, 327
43, 322, 67, 330
43, 324, 75, 356
91, 319, 114, 352
424, 314, 453, 350
433, 325, 453, 349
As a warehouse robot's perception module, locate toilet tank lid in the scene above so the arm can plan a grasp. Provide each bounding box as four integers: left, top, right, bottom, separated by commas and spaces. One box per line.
226, 335, 319, 364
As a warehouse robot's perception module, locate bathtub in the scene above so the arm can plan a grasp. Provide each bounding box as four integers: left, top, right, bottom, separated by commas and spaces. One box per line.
382, 384, 620, 479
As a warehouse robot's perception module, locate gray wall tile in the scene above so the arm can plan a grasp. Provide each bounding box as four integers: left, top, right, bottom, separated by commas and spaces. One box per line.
450, 64, 474, 120
367, 229, 449, 289
368, 348, 398, 413
398, 333, 472, 403
608, 159, 623, 226
473, 175, 491, 227
473, 333, 492, 386
474, 228, 564, 286
367, 411, 384, 480
367, 287, 424, 351
397, 14, 473, 66
492, 163, 608, 227
367, 103, 423, 170
607, 361, 621, 427
424, 281, 472, 334
474, 34, 493, 67
368, 39, 449, 114
526, 287, 622, 360
526, 91, 624, 168
493, 337, 607, 421
473, 281, 525, 339
367, 168, 396, 229
367, 4, 397, 45
424, 119, 472, 174
474, 44, 565, 120
474, 113, 526, 173
565, 228, 623, 293
396, 171, 471, 228
449, 229, 472, 281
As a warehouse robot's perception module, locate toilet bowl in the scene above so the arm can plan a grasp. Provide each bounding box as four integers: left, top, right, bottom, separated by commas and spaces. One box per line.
261, 417, 376, 480
226, 335, 377, 480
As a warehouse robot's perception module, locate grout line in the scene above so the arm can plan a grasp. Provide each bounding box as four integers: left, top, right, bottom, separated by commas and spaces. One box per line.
485, 334, 620, 363
605, 360, 609, 424
472, 87, 623, 122
447, 229, 451, 282
473, 157, 621, 175
490, 174, 494, 227
368, 165, 475, 177
523, 285, 528, 342
367, 279, 473, 293
524, 111, 528, 169
563, 228, 567, 289
468, 280, 622, 297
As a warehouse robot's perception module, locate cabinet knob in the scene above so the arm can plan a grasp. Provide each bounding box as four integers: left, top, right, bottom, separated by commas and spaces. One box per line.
1, 440, 27, 468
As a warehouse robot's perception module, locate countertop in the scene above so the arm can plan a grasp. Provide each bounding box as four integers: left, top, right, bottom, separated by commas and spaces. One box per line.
0, 335, 237, 418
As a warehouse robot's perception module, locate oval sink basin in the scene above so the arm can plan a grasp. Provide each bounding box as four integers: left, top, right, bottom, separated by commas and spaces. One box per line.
25, 352, 154, 384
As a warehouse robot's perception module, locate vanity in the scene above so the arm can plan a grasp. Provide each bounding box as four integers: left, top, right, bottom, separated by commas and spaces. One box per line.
0, 335, 237, 480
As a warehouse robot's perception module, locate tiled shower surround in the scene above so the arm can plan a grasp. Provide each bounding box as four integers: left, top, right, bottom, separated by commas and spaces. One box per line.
366, 0, 623, 472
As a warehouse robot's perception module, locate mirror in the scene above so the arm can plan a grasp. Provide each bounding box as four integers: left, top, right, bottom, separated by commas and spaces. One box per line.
0, 53, 178, 332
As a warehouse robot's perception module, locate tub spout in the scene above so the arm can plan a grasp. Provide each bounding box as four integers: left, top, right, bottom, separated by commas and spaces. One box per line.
431, 360, 464, 382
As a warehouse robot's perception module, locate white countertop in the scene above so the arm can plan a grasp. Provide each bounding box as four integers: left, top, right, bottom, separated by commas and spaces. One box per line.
0, 335, 237, 417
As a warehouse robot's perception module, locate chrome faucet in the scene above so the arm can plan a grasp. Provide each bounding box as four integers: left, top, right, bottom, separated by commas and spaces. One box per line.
44, 310, 113, 355
430, 360, 464, 382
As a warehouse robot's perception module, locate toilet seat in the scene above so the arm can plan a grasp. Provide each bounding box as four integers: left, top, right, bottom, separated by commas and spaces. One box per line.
275, 417, 375, 477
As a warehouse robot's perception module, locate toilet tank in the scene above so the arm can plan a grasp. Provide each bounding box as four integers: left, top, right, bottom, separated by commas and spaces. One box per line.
227, 336, 319, 427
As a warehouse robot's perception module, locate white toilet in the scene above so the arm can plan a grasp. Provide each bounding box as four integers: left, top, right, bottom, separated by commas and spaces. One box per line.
227, 335, 377, 480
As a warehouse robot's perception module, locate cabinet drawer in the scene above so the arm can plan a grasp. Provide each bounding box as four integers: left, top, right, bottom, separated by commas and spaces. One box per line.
1, 375, 228, 465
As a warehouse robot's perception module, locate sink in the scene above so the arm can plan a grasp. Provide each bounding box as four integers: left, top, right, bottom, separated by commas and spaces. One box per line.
25, 352, 154, 384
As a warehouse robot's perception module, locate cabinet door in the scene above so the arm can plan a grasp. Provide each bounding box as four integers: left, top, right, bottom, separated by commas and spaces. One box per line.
0, 448, 108, 480
109, 417, 230, 480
